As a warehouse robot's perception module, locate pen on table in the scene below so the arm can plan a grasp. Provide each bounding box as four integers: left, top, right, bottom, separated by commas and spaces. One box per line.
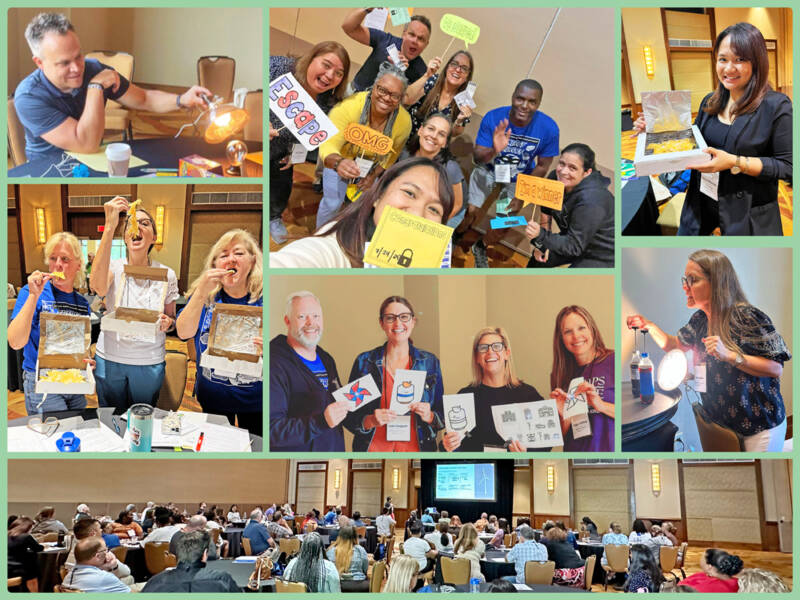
196, 432, 205, 452
141, 168, 178, 173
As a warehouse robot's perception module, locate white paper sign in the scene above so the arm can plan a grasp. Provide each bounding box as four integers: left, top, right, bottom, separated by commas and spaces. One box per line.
389, 8, 411, 26
490, 399, 562, 449
386, 415, 412, 441
389, 369, 426, 414
494, 163, 511, 183
290, 144, 308, 164
694, 363, 707, 393
387, 44, 406, 70
332, 374, 381, 412
700, 171, 719, 201
444, 393, 475, 433
269, 72, 339, 151
355, 157, 374, 178
454, 90, 476, 109
564, 377, 588, 420
363, 8, 389, 31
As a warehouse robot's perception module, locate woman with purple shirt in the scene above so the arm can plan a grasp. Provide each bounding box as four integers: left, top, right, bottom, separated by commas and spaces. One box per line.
549, 305, 615, 452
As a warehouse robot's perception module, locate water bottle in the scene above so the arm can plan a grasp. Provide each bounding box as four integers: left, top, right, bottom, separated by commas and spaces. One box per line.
470, 578, 481, 593
630, 327, 640, 398
57, 530, 65, 547
638, 353, 655, 405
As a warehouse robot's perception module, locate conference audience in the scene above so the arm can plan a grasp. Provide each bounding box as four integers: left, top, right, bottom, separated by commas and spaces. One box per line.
62, 538, 131, 593
31, 506, 68, 536
679, 549, 743, 592
737, 568, 790, 593
601, 522, 629, 566
424, 521, 454, 553
8, 517, 43, 592
628, 519, 651, 545
109, 511, 143, 540
624, 544, 665, 593
475, 513, 489, 532
267, 511, 294, 539
169, 515, 218, 561
506, 525, 547, 583
326, 526, 369, 591
243, 509, 275, 555
284, 532, 341, 592
453, 523, 486, 582
488, 518, 508, 549
545, 526, 585, 587
142, 507, 181, 543
384, 554, 420, 593
403, 522, 437, 576
65, 518, 134, 585
376, 507, 396, 538
227, 505, 242, 523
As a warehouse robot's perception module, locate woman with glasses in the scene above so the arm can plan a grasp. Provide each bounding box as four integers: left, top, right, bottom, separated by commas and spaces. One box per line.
549, 305, 615, 452
442, 327, 546, 452
403, 50, 475, 139
343, 295, 444, 451
316, 62, 412, 228
90, 197, 179, 412
627, 249, 790, 451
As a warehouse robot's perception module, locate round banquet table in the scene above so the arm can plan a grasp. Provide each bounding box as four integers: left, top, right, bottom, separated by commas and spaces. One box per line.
223, 527, 244, 558
577, 541, 605, 584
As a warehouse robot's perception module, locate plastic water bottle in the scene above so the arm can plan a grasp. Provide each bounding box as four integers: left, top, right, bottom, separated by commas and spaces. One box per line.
638, 353, 655, 405
630, 327, 640, 398
470, 578, 481, 593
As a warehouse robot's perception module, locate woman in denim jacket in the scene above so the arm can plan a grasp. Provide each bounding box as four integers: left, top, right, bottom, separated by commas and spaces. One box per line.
343, 295, 444, 451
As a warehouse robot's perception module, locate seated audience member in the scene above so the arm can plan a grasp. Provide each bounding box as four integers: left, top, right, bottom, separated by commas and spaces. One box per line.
506, 525, 547, 584
648, 525, 674, 554
74, 504, 91, 524
489, 518, 509, 549
555, 521, 577, 549
66, 519, 132, 584
454, 523, 485, 582
403, 522, 437, 575
31, 506, 68, 536
545, 526, 585, 587
324, 506, 338, 525
424, 521, 454, 553
439, 510, 451, 526
581, 516, 599, 538
301, 512, 316, 533
601, 522, 628, 566
351, 512, 365, 527
474, 513, 489, 532
267, 512, 293, 539
227, 505, 241, 523
326, 526, 369, 591
628, 519, 651, 545
169, 515, 217, 561
383, 554, 420, 593
486, 578, 519, 592
63, 538, 131, 593
679, 549, 743, 592
420, 509, 434, 524
625, 544, 665, 593
102, 522, 122, 550
14, 13, 210, 162
341, 9, 431, 93
514, 517, 531, 535
486, 515, 498, 533
662, 522, 680, 547
284, 532, 341, 592
376, 507, 396, 538
451, 515, 463, 528
404, 510, 420, 540
243, 509, 275, 555
737, 568, 790, 593
142, 531, 239, 592
143, 507, 181, 543
8, 517, 43, 593
282, 504, 295, 519
110, 511, 143, 540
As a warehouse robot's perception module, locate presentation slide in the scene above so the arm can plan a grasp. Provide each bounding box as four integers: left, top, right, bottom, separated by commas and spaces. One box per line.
435, 463, 496, 501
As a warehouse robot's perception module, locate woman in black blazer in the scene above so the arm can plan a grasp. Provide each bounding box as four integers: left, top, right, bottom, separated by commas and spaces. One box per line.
636, 22, 792, 235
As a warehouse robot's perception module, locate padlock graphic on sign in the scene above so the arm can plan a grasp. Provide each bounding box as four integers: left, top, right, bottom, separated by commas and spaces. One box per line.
397, 248, 413, 267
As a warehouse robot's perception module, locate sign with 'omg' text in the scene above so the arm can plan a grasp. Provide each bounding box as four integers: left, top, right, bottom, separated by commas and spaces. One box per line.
343, 123, 393, 156
269, 72, 338, 151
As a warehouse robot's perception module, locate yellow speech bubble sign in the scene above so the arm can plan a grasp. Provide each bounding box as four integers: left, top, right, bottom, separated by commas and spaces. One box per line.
440, 14, 480, 46
514, 174, 565, 211
343, 123, 394, 155
364, 206, 453, 268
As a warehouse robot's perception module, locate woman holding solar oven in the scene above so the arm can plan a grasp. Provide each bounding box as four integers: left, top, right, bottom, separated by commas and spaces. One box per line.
343, 295, 444, 451
626, 249, 790, 451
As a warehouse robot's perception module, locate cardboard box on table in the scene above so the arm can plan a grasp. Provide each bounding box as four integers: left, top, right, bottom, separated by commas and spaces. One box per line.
634, 127, 710, 177
35, 313, 95, 395
100, 265, 168, 342
199, 304, 263, 379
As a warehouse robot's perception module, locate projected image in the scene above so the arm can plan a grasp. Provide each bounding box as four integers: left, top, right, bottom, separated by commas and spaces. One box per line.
435, 463, 496, 501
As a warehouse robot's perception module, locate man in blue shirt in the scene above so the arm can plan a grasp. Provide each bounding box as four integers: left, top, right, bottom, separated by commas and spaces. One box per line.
324, 507, 338, 525
62, 538, 131, 592
505, 525, 549, 584
243, 509, 275, 555
14, 13, 211, 162
341, 8, 431, 93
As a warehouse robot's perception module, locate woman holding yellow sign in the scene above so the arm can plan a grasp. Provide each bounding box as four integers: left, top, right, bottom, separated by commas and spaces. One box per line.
316, 62, 412, 228
524, 143, 614, 268
270, 156, 454, 268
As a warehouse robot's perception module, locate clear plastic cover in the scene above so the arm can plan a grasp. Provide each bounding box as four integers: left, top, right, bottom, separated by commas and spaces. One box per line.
119, 276, 168, 312
43, 320, 86, 355
213, 313, 260, 355
641, 90, 692, 133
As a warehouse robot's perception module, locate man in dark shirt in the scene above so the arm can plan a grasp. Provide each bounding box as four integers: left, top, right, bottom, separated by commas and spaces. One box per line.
14, 13, 211, 162
341, 8, 431, 93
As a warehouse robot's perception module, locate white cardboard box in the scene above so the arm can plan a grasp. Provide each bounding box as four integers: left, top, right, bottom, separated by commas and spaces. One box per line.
634, 125, 711, 177
199, 351, 263, 380
34, 360, 96, 395
101, 311, 160, 342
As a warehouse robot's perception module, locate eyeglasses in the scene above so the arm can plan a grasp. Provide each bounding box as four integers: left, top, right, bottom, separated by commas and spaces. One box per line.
680, 275, 705, 288
381, 312, 413, 324
447, 61, 471, 74
477, 342, 505, 353
374, 84, 402, 103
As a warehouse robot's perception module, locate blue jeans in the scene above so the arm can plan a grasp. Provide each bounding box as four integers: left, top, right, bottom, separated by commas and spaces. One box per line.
94, 356, 165, 414
316, 167, 349, 228
23, 370, 87, 415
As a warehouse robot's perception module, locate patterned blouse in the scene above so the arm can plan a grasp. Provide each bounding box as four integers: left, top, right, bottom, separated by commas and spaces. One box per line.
677, 306, 790, 435
407, 73, 463, 139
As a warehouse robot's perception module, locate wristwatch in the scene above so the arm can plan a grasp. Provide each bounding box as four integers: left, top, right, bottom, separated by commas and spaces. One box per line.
733, 352, 744, 367
731, 156, 742, 175
87, 82, 105, 92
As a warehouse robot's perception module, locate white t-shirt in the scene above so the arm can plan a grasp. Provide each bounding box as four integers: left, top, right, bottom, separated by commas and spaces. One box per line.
96, 258, 179, 365
269, 222, 351, 268
376, 514, 395, 537
424, 531, 453, 553
403, 536, 431, 570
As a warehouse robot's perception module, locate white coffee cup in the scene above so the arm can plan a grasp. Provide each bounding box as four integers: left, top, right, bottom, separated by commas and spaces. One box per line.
106, 143, 132, 177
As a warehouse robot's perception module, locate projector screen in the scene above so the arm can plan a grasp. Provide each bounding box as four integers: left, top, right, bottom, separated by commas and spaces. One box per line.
435, 463, 496, 501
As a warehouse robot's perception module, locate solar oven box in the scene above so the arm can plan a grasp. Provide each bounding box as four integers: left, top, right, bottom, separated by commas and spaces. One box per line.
35, 313, 96, 395
179, 154, 223, 177
634, 125, 710, 177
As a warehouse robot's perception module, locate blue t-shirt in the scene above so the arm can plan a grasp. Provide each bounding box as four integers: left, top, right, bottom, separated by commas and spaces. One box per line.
186, 289, 263, 414
474, 106, 559, 181
11, 282, 91, 373
352, 28, 427, 91
298, 354, 329, 389
14, 58, 131, 161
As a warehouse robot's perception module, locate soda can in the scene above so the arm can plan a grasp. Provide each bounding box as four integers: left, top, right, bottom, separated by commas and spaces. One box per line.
128, 404, 154, 452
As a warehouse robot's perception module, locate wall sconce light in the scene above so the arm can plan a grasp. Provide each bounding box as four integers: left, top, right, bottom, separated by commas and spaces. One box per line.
334, 468, 342, 490
546, 465, 556, 494
651, 463, 662, 496
36, 208, 47, 244
392, 468, 400, 490
643, 46, 655, 79
155, 205, 165, 245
